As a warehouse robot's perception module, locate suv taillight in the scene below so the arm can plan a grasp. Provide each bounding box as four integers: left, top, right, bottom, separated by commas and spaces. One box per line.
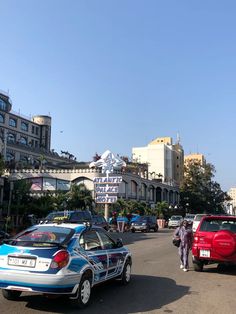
194, 235, 199, 243
50, 250, 69, 269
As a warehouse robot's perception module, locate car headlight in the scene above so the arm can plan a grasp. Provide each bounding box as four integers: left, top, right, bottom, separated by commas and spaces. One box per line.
142, 223, 146, 226
131, 223, 134, 226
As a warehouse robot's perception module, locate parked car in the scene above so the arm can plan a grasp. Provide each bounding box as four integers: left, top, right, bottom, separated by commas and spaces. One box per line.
168, 215, 183, 229
192, 215, 236, 271
0, 230, 10, 245
130, 216, 158, 233
192, 214, 207, 232
92, 215, 109, 230
184, 214, 195, 225
42, 210, 92, 224
0, 223, 132, 308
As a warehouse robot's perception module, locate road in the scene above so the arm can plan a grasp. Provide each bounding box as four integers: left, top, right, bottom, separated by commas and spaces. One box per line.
0, 229, 235, 314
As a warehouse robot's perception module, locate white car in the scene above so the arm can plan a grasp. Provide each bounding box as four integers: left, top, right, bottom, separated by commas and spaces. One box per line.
184, 214, 195, 224
192, 214, 207, 232
168, 215, 183, 229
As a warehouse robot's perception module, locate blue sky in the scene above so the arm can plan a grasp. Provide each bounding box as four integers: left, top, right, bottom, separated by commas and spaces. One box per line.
0, 0, 235, 191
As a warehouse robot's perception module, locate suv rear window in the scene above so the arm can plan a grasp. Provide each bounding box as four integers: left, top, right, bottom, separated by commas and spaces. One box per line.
199, 219, 236, 232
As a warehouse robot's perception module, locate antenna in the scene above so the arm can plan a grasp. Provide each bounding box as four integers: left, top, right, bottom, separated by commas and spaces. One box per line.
177, 132, 180, 144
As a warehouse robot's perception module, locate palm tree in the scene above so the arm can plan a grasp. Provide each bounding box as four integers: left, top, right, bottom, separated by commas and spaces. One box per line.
66, 183, 94, 210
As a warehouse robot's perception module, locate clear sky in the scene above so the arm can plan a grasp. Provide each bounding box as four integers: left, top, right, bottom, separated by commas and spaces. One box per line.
0, 0, 235, 192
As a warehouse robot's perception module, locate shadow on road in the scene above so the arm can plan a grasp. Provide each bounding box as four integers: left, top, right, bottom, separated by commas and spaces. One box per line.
20, 274, 189, 313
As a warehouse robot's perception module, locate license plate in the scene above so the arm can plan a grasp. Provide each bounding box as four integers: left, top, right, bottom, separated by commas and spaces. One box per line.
8, 256, 36, 268
200, 250, 210, 258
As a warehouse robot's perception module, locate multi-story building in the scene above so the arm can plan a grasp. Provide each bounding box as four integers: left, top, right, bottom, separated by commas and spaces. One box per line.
227, 187, 236, 215
184, 153, 206, 166
132, 137, 184, 186
0, 90, 76, 169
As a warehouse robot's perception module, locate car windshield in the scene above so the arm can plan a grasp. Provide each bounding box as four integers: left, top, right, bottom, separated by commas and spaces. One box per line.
136, 217, 148, 223
8, 226, 74, 247
171, 216, 182, 220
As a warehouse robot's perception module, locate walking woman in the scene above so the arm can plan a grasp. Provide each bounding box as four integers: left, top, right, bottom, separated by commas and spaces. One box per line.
174, 220, 193, 272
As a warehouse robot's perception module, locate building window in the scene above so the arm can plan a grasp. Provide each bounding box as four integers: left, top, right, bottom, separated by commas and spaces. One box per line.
6, 152, 14, 161
9, 118, 17, 127
7, 133, 16, 143
0, 113, 4, 123
21, 121, 28, 132
19, 137, 27, 145
0, 99, 7, 111
35, 141, 38, 147
32, 125, 35, 134
35, 127, 39, 135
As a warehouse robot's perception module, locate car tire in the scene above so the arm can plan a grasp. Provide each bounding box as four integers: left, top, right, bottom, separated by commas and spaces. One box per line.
154, 226, 158, 232
131, 229, 135, 233
2, 289, 22, 300
193, 260, 204, 272
145, 226, 150, 233
71, 274, 92, 309
120, 260, 132, 285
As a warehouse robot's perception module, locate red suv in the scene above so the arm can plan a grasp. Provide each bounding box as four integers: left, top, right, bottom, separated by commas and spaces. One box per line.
192, 215, 236, 271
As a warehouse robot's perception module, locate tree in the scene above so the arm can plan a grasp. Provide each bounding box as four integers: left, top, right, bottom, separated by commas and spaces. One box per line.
66, 183, 94, 210
180, 161, 228, 214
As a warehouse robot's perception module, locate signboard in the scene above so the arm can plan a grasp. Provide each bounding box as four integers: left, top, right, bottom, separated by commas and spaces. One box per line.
95, 186, 119, 194
93, 176, 122, 184
89, 150, 126, 206
95, 195, 117, 203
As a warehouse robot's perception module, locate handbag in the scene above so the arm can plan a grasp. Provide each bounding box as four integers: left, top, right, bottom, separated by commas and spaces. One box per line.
172, 238, 181, 247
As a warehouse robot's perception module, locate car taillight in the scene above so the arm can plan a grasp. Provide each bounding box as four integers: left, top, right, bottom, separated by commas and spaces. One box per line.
194, 236, 199, 243
50, 250, 69, 269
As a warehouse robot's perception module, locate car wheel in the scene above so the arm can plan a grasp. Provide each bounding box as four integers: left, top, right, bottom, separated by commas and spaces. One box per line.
145, 226, 150, 233
154, 226, 158, 232
120, 260, 132, 285
193, 260, 204, 272
2, 289, 22, 300
131, 229, 135, 233
71, 274, 92, 309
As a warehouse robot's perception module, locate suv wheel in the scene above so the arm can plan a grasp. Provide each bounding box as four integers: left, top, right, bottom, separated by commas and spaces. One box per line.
193, 259, 204, 272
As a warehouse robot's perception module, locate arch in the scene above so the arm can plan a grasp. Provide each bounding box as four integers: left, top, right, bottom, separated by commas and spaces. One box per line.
148, 185, 155, 202
140, 183, 147, 200
72, 176, 94, 191
130, 180, 138, 198
7, 133, 16, 143
156, 187, 162, 203
19, 137, 27, 145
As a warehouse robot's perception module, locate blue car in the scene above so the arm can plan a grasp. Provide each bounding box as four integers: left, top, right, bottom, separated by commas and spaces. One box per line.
0, 223, 132, 308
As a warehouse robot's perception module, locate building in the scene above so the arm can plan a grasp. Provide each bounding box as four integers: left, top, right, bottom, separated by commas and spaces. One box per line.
227, 187, 236, 215
0, 90, 77, 169
184, 153, 206, 166
132, 136, 184, 186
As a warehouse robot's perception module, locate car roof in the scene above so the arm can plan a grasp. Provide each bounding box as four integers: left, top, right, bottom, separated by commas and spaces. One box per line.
202, 215, 236, 220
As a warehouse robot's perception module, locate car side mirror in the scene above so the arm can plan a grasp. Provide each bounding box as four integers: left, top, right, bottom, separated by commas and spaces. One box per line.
116, 238, 123, 248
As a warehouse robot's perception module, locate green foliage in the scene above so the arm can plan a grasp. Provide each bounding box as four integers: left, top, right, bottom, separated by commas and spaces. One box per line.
180, 161, 228, 214
66, 183, 94, 210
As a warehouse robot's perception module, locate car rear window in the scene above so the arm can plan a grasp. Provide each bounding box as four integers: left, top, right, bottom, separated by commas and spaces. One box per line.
199, 219, 236, 232
9, 226, 74, 247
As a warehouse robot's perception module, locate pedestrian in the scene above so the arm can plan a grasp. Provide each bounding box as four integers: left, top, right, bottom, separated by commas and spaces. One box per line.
174, 220, 193, 272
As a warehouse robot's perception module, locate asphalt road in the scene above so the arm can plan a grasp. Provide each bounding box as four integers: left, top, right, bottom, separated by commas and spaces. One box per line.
0, 229, 235, 314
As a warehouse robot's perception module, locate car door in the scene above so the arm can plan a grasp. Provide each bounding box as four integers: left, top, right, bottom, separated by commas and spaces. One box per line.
80, 229, 108, 283
97, 229, 125, 279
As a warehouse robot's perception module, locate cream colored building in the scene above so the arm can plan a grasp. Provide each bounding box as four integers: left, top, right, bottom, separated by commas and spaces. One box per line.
227, 187, 236, 214
132, 137, 184, 187
184, 153, 206, 166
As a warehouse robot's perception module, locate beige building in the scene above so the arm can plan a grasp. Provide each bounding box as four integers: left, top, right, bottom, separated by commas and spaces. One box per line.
132, 136, 184, 186
227, 187, 236, 215
184, 153, 206, 166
